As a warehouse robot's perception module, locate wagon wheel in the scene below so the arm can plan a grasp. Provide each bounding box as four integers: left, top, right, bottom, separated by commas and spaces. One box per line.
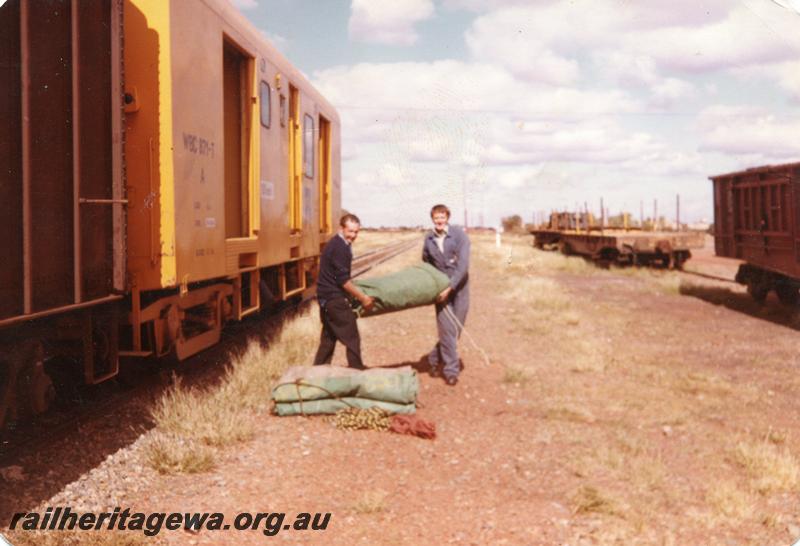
775, 284, 799, 306
747, 282, 769, 304
0, 358, 21, 430
0, 342, 52, 429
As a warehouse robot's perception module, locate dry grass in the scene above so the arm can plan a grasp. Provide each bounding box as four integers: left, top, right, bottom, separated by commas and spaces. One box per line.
706, 480, 755, 520
571, 485, 621, 517
352, 490, 388, 514
475, 232, 596, 277
472, 236, 611, 384
143, 309, 319, 474
672, 371, 733, 397
463, 232, 800, 542
612, 266, 684, 295
543, 405, 596, 424
733, 438, 800, 494
149, 376, 254, 447
144, 432, 215, 474
571, 432, 670, 524
502, 366, 530, 385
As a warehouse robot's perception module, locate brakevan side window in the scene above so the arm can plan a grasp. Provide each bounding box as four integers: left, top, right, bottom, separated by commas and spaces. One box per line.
259, 81, 270, 128
303, 114, 314, 178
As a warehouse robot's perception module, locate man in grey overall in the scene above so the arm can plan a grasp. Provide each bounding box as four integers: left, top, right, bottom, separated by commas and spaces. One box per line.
422, 204, 470, 386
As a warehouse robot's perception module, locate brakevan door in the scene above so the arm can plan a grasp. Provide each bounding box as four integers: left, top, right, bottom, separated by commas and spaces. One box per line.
288, 85, 302, 232
318, 115, 331, 234
223, 38, 252, 239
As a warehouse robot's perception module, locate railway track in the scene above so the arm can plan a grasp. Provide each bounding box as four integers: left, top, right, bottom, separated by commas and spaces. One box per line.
0, 239, 419, 464
351, 238, 419, 278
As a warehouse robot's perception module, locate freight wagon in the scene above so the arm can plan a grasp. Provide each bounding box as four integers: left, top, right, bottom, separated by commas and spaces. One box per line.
530, 213, 704, 268
710, 162, 800, 304
0, 0, 341, 426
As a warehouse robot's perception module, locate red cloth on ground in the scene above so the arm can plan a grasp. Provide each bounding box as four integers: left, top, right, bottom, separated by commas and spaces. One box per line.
389, 414, 436, 440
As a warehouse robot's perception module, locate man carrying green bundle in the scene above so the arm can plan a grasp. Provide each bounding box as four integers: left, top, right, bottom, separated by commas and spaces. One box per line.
423, 204, 470, 386
313, 214, 375, 369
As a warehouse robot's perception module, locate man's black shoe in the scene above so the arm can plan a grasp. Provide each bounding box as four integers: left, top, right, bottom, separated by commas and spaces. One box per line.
429, 365, 441, 378
445, 376, 458, 386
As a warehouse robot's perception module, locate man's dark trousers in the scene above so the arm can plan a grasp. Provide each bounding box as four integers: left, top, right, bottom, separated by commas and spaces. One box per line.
312, 297, 365, 369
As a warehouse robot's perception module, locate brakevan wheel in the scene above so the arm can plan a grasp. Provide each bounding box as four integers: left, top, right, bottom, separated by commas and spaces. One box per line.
776, 284, 800, 306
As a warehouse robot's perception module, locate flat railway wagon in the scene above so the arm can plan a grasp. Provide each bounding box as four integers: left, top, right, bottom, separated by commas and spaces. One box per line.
0, 0, 341, 426
710, 162, 800, 304
530, 213, 704, 268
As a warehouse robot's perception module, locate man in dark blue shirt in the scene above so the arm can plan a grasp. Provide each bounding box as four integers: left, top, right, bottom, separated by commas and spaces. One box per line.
313, 214, 374, 369
422, 204, 470, 386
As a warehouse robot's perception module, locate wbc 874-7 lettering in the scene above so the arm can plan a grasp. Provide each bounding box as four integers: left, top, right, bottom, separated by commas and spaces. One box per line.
182, 132, 215, 158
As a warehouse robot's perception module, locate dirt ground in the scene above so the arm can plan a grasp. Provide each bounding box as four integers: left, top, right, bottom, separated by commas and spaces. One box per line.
5, 232, 800, 545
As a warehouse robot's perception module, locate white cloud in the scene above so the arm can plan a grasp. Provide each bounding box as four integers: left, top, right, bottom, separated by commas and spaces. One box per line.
440, 0, 544, 12
697, 104, 800, 162
348, 0, 435, 46
465, 1, 800, 85
355, 163, 410, 187
591, 52, 696, 108
473, 117, 666, 167
314, 60, 641, 140
625, 6, 800, 73
465, 8, 580, 85
732, 61, 800, 102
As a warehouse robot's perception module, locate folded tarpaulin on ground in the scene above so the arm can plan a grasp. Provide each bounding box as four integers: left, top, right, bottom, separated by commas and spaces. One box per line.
272, 365, 418, 416
351, 262, 450, 317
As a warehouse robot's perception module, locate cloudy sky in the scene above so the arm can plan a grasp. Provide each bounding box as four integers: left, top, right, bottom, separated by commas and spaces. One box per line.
236, 0, 800, 228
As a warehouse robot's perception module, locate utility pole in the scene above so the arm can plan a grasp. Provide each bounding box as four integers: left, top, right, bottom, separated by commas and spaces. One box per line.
600, 197, 605, 230
583, 201, 588, 231
653, 199, 658, 231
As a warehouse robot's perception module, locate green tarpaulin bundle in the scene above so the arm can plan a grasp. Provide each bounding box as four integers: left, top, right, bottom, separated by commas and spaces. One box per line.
272, 365, 418, 416
351, 262, 450, 317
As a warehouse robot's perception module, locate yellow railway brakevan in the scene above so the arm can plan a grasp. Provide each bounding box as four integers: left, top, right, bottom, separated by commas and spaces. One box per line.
0, 0, 341, 425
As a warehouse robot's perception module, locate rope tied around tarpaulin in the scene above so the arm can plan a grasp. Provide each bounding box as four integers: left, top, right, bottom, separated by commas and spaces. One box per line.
271, 378, 360, 418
